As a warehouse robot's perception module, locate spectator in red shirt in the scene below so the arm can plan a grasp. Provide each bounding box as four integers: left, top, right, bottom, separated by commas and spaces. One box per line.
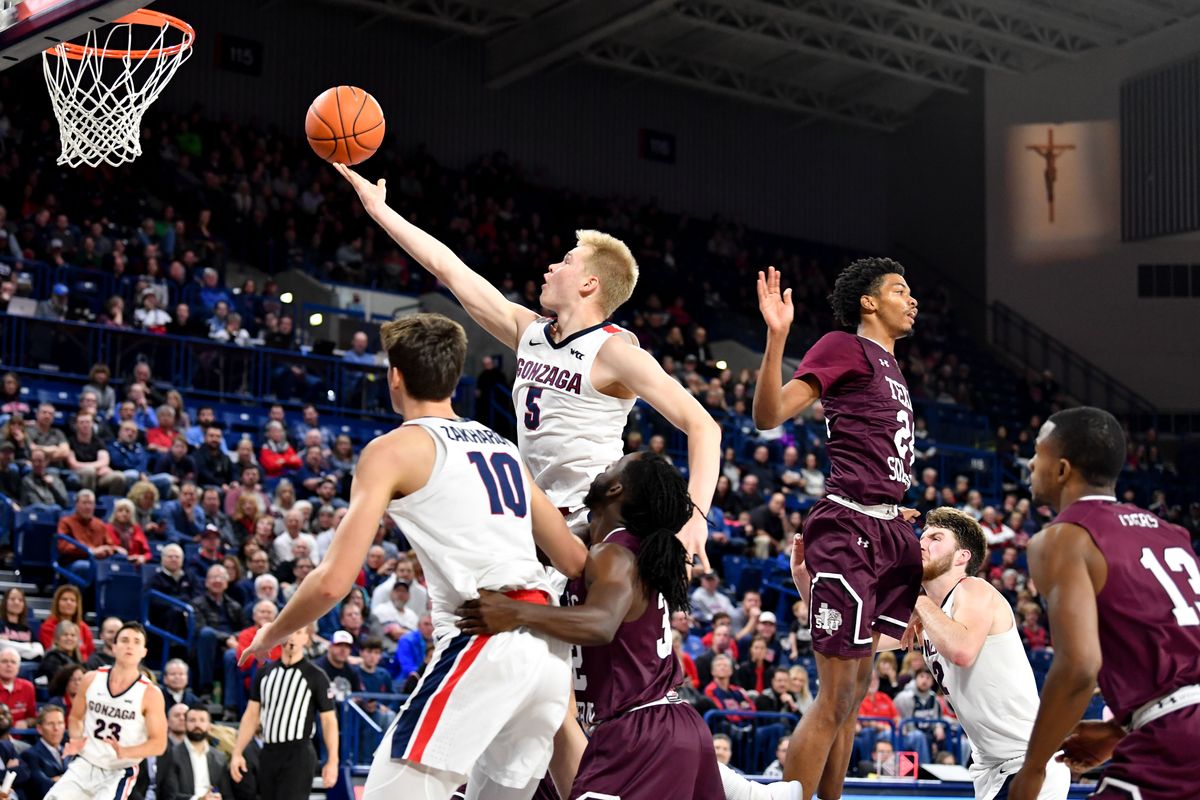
259, 421, 302, 478
673, 631, 699, 689
106, 498, 151, 565
704, 654, 756, 723
55, 490, 117, 582
0, 649, 35, 728
37, 585, 96, 662
1018, 604, 1050, 651
145, 405, 180, 453
227, 600, 283, 716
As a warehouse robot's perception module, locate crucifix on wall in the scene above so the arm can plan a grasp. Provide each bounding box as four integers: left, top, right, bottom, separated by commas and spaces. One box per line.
1026, 128, 1075, 223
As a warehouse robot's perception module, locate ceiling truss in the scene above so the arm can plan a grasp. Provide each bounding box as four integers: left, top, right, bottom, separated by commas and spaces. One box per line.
315, 0, 1200, 131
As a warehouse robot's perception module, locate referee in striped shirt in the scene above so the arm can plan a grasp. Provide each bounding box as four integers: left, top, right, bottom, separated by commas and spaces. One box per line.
230, 625, 340, 799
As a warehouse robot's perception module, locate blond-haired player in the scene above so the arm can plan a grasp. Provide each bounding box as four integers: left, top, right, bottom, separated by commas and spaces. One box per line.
336, 165, 720, 796
334, 164, 719, 571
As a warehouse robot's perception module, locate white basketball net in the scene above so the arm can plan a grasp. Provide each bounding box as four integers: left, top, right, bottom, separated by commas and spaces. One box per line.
41, 16, 192, 168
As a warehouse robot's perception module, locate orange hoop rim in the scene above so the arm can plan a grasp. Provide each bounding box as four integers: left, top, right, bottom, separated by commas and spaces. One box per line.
44, 9, 194, 61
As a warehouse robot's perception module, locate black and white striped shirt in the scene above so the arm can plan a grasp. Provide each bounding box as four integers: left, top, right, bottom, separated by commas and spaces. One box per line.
250, 659, 335, 744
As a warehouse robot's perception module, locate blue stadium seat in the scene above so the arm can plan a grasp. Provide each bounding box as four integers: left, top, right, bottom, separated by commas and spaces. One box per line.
96, 561, 144, 622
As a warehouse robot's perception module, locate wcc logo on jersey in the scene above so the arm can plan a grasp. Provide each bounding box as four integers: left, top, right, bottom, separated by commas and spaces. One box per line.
814, 603, 843, 634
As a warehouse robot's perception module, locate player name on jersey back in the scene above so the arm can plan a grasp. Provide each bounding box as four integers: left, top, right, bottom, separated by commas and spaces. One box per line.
435, 424, 510, 445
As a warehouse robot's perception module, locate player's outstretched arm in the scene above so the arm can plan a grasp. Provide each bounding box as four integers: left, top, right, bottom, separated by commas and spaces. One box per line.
456, 544, 638, 646
1009, 523, 1104, 800
334, 163, 537, 350
528, 475, 587, 579
241, 431, 423, 664
753, 268, 821, 429
911, 579, 994, 668
594, 339, 721, 571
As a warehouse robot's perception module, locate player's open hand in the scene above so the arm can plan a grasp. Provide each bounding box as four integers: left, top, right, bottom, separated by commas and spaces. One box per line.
333, 163, 387, 212
677, 515, 711, 576
63, 737, 85, 757
899, 507, 921, 523
1007, 764, 1045, 800
1057, 719, 1123, 771
756, 267, 794, 334
899, 609, 924, 651
102, 735, 122, 761
238, 623, 285, 668
788, 534, 811, 606
456, 591, 522, 636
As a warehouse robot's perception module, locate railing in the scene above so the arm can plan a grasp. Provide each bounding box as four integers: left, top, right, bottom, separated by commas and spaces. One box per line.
52, 532, 96, 588
991, 302, 1156, 417
142, 589, 197, 671
704, 709, 799, 773
0, 313, 477, 419
339, 692, 409, 766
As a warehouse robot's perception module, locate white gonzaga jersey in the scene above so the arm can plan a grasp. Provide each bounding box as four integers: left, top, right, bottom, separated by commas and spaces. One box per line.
80, 667, 155, 770
513, 319, 637, 511
387, 418, 556, 637
922, 579, 1039, 767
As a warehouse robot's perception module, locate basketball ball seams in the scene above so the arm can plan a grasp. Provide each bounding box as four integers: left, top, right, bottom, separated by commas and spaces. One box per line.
305, 104, 337, 139
307, 85, 383, 165
307, 118, 384, 141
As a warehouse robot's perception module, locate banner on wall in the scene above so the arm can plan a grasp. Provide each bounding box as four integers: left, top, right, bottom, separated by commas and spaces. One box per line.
1004, 121, 1119, 263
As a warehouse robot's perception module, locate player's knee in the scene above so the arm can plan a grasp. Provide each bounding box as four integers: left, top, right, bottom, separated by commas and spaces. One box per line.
814, 684, 858, 721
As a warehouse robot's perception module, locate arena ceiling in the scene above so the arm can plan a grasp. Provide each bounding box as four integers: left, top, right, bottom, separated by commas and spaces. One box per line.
312, 0, 1200, 131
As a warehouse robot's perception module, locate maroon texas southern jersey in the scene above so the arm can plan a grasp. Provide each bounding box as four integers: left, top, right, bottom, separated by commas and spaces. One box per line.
1053, 496, 1200, 721
565, 529, 681, 727
794, 331, 914, 505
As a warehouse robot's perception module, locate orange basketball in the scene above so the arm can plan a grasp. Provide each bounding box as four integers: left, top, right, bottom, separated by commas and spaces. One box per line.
305, 86, 385, 165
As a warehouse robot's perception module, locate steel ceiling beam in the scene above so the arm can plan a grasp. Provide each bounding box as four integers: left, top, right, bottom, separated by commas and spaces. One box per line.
583, 40, 909, 131
316, 0, 517, 37
485, 0, 676, 88
738, 0, 1024, 73
675, 0, 969, 93
854, 0, 1099, 57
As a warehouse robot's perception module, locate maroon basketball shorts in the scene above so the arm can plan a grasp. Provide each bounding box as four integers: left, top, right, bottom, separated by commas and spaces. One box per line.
570, 702, 724, 800
1089, 703, 1200, 800
802, 498, 922, 659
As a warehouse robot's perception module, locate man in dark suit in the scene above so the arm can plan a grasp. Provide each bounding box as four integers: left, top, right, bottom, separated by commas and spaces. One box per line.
18, 705, 66, 798
157, 707, 235, 800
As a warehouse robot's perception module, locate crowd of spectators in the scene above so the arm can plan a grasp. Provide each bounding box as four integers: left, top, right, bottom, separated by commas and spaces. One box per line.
0, 74, 1196, 783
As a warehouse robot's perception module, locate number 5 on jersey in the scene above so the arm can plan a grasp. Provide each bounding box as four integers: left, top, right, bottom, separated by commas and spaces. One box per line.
524, 387, 543, 430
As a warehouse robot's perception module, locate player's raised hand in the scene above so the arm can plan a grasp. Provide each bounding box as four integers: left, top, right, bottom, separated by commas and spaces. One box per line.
757, 267, 793, 334
677, 515, 711, 576
238, 622, 285, 668
333, 163, 387, 211
455, 591, 523, 635
1056, 719, 1123, 771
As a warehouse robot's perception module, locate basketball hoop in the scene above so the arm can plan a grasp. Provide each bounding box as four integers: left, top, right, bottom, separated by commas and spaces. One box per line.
41, 8, 193, 168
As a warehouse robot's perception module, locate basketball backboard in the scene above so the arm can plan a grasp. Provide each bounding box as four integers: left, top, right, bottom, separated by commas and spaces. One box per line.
0, 0, 148, 70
